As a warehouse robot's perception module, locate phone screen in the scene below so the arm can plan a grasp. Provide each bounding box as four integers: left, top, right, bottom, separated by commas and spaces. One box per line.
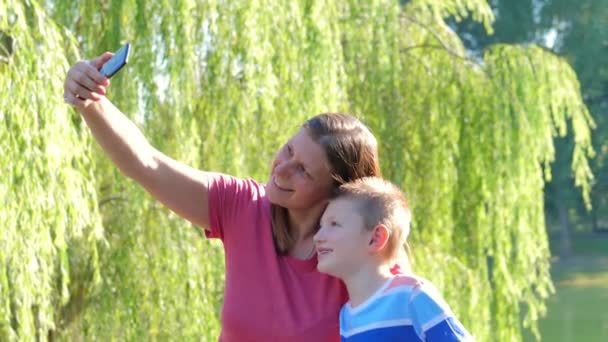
100, 43, 130, 78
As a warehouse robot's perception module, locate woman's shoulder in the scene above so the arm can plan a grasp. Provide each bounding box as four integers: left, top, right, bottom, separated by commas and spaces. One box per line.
205, 173, 272, 241
206, 172, 268, 199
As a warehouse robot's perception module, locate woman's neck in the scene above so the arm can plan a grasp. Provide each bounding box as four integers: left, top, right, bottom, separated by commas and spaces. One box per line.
286, 205, 324, 259
287, 200, 326, 237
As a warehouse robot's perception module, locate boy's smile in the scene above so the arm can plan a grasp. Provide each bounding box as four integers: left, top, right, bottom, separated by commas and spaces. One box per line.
316, 247, 333, 256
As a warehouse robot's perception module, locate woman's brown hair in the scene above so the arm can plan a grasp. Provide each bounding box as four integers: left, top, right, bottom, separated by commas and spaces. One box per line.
271, 113, 381, 255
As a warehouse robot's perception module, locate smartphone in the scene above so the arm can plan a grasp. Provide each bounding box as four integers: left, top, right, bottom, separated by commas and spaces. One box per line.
100, 43, 131, 78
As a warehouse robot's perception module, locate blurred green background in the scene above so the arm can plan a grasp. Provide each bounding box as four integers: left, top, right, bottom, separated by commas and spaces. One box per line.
455, 2, 608, 340
1, 0, 606, 340
523, 235, 608, 341
452, 1, 608, 340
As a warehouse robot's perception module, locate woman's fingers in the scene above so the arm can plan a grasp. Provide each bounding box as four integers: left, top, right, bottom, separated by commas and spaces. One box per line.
63, 91, 82, 106
91, 52, 114, 70
82, 57, 111, 88
65, 71, 102, 101
74, 68, 106, 95
64, 59, 110, 102
64, 52, 115, 106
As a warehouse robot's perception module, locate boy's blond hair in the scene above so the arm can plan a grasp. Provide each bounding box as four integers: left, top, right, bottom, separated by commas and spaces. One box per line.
333, 177, 411, 262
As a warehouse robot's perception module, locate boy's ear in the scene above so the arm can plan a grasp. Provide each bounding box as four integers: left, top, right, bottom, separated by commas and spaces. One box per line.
368, 224, 390, 254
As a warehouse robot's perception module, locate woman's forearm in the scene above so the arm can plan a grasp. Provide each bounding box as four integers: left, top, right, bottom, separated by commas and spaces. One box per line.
64, 54, 212, 228
78, 97, 157, 180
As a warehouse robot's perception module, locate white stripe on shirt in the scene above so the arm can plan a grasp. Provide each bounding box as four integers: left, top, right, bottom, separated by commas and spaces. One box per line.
341, 318, 413, 338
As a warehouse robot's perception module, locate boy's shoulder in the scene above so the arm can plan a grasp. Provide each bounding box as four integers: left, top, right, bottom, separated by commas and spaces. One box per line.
382, 274, 449, 307
382, 274, 426, 295
341, 275, 473, 341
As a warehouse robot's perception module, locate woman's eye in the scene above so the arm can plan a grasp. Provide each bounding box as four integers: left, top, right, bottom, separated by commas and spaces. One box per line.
297, 165, 312, 178
287, 145, 293, 156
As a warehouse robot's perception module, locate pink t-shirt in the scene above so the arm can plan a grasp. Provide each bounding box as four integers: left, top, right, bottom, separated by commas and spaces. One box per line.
205, 174, 348, 342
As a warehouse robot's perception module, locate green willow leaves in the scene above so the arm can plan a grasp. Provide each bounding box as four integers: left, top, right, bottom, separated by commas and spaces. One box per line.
0, 0, 594, 340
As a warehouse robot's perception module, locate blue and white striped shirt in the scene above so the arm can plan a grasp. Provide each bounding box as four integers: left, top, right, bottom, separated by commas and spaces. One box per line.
340, 275, 472, 341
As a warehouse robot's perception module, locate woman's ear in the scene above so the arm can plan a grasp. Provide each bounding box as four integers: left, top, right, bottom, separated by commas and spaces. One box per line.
368, 224, 390, 254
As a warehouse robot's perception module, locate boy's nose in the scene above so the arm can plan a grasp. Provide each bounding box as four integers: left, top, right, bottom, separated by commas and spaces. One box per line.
313, 229, 324, 243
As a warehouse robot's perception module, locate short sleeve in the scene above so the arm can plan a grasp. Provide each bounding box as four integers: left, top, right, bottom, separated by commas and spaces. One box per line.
205, 173, 267, 241
409, 282, 472, 341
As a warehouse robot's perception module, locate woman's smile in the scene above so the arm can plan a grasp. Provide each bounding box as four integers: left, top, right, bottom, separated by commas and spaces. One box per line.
272, 176, 293, 192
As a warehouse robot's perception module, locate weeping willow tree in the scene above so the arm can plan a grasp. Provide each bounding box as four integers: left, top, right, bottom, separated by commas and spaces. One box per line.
0, 0, 594, 341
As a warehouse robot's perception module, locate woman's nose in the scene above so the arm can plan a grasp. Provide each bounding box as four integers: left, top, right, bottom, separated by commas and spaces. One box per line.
275, 160, 294, 177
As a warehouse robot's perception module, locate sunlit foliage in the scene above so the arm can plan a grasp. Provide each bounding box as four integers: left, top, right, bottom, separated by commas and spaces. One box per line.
0, 0, 593, 340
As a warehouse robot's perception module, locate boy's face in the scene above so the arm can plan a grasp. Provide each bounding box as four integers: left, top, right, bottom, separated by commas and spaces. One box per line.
314, 197, 372, 278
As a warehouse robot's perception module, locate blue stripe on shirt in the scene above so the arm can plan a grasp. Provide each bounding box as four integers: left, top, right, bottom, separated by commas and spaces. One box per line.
340, 276, 472, 341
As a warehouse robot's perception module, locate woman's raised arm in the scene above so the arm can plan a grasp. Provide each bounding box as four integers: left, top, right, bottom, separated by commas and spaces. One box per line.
64, 53, 212, 230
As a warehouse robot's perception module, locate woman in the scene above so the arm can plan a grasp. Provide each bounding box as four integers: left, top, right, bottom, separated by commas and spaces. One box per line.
64, 52, 381, 341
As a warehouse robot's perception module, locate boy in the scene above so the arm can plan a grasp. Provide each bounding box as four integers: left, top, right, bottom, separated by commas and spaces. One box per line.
314, 177, 472, 341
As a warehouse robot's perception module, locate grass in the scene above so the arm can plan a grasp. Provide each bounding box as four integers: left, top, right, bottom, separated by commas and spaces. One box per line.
523, 233, 608, 341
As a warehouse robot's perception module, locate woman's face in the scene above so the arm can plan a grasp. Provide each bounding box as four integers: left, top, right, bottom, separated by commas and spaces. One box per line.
267, 128, 334, 210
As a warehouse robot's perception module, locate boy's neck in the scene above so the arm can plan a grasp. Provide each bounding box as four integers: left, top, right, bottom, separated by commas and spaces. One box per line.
343, 262, 394, 308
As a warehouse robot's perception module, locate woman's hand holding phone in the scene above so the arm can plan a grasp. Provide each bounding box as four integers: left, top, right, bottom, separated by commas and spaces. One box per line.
64, 43, 130, 107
